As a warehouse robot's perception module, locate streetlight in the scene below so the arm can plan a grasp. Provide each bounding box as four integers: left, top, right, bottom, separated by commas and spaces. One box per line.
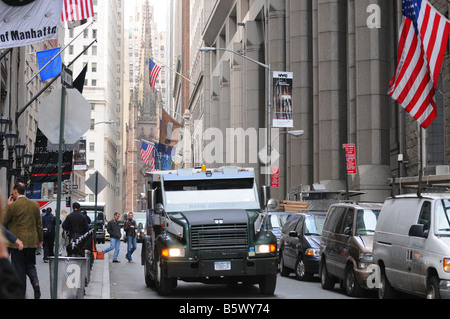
93, 120, 114, 125
200, 46, 273, 185
271, 130, 305, 144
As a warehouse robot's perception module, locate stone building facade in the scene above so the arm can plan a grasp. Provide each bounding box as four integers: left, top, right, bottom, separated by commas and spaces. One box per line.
194, 0, 450, 202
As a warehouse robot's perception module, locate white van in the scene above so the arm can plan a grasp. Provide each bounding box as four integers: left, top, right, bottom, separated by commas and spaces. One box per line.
373, 194, 450, 299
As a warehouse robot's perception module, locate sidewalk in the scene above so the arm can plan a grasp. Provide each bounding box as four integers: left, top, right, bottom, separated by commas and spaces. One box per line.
26, 249, 110, 299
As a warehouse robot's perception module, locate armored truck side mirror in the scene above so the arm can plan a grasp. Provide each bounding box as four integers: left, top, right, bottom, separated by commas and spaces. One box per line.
267, 198, 279, 211
260, 185, 271, 208
148, 189, 156, 210
155, 203, 165, 215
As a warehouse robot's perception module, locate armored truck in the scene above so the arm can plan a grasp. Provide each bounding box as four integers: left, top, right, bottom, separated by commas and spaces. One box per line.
141, 166, 278, 296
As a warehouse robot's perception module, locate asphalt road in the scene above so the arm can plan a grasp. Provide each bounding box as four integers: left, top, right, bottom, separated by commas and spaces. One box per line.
99, 242, 375, 300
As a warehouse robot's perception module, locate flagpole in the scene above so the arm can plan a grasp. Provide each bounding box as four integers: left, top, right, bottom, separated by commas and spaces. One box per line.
150, 55, 196, 86
27, 21, 93, 85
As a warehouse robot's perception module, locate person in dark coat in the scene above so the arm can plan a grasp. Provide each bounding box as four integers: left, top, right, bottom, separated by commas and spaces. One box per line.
103, 212, 121, 263
63, 202, 88, 256
41, 207, 55, 262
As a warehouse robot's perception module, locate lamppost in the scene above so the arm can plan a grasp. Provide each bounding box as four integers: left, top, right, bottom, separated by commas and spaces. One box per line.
0, 116, 34, 188
200, 46, 273, 186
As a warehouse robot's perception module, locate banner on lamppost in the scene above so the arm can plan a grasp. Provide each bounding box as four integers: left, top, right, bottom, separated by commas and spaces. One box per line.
343, 144, 357, 175
270, 166, 279, 188
273, 71, 293, 128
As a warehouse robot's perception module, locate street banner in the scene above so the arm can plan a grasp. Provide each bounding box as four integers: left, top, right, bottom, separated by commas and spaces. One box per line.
271, 166, 279, 188
343, 144, 357, 175
273, 71, 293, 128
73, 137, 87, 170
0, 0, 64, 49
159, 109, 181, 155
30, 129, 73, 183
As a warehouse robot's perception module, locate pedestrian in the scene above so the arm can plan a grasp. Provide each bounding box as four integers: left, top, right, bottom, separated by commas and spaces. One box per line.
124, 212, 137, 263
103, 212, 121, 263
3, 182, 43, 299
1, 208, 25, 299
41, 207, 56, 262
63, 202, 89, 256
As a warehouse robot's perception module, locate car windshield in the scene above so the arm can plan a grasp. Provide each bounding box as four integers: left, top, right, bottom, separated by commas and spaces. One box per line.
355, 209, 380, 235
435, 200, 450, 235
268, 214, 290, 230
304, 215, 325, 235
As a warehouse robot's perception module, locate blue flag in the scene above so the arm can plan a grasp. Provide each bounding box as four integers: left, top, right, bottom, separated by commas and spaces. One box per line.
36, 47, 62, 82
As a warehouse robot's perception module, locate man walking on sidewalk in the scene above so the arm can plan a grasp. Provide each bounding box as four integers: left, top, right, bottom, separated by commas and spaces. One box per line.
3, 182, 43, 299
124, 212, 137, 263
103, 212, 121, 262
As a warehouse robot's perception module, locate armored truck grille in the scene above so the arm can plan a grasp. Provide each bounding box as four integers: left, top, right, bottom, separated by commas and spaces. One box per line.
191, 223, 248, 250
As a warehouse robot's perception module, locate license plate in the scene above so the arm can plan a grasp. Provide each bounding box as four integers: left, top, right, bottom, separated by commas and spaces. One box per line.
214, 261, 231, 271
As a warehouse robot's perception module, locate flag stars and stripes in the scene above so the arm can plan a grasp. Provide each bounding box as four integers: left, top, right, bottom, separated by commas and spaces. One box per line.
388, 0, 450, 129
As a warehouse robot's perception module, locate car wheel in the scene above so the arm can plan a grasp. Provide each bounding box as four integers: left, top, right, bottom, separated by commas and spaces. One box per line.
378, 267, 396, 299
295, 257, 313, 281
279, 253, 290, 277
320, 260, 335, 290
426, 276, 441, 299
344, 266, 363, 297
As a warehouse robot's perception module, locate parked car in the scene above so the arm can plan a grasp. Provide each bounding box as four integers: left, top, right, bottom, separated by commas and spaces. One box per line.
319, 201, 382, 297
279, 211, 326, 281
373, 193, 450, 299
261, 212, 292, 247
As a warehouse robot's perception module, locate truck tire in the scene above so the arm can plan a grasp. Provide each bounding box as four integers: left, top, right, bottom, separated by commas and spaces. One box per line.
156, 258, 175, 296
144, 260, 155, 288
259, 275, 276, 295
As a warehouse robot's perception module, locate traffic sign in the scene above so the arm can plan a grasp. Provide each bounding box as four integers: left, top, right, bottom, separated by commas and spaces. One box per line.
38, 87, 91, 144
85, 171, 108, 195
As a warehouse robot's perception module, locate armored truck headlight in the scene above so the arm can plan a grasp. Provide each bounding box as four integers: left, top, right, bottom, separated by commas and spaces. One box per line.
256, 244, 276, 254
161, 248, 185, 258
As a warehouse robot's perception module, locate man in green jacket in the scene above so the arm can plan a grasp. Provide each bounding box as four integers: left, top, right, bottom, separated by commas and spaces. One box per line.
3, 182, 43, 299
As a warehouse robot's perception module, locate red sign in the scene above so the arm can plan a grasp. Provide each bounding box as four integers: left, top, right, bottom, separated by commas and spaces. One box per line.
343, 144, 357, 175
270, 166, 279, 188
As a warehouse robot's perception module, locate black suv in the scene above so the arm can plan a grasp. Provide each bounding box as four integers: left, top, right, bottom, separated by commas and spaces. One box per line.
279, 211, 326, 281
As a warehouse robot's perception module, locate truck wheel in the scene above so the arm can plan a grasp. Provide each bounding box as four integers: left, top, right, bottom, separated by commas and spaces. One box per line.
144, 260, 155, 288
259, 275, 276, 296
156, 259, 175, 296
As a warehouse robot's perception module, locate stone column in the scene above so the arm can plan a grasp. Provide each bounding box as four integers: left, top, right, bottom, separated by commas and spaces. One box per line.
316, 0, 348, 190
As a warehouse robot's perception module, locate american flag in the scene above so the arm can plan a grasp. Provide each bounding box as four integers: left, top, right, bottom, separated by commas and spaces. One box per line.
61, 0, 94, 22
388, 0, 450, 129
149, 58, 161, 92
140, 141, 155, 171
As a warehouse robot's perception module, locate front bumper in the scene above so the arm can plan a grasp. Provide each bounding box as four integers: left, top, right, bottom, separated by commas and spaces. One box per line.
162, 256, 278, 279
